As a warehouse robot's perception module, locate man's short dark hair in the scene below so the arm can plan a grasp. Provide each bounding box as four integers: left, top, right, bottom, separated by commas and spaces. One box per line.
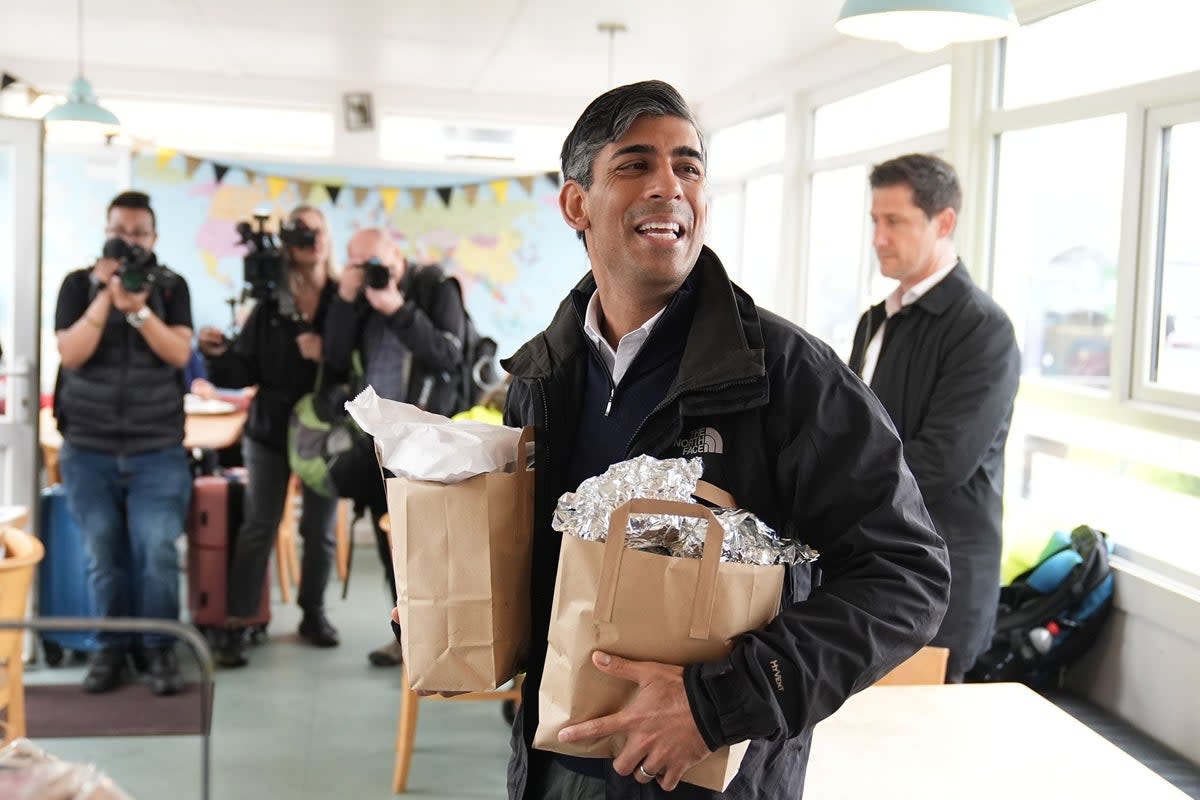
107, 190, 156, 231
869, 154, 962, 220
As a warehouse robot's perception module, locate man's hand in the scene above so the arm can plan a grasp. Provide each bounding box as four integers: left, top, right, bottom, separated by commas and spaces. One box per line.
108, 276, 149, 314
338, 264, 364, 302
198, 326, 229, 357
296, 332, 323, 362
90, 257, 120, 287
365, 282, 405, 317
558, 651, 711, 791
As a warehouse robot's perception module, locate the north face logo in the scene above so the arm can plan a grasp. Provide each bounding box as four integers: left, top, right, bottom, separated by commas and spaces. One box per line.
677, 427, 723, 456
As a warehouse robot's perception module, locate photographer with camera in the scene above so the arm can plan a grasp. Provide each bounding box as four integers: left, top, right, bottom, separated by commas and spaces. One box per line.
323, 227, 466, 667
53, 190, 194, 696
198, 205, 343, 667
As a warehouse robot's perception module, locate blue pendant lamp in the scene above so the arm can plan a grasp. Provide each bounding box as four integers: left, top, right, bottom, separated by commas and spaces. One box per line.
836, 0, 1019, 52
43, 0, 120, 131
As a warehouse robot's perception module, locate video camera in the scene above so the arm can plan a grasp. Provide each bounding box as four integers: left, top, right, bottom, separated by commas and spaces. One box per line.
235, 213, 317, 321
102, 238, 173, 293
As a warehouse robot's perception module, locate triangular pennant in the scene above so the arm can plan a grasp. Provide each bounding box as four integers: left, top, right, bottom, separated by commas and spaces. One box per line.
213, 163, 230, 183
267, 176, 289, 200
489, 179, 509, 205
25, 88, 40, 104
464, 184, 480, 206
244, 168, 258, 185
326, 184, 342, 205
297, 181, 314, 203
544, 170, 562, 187
410, 187, 427, 211
353, 187, 369, 207
517, 175, 535, 196
379, 187, 399, 215
1, 73, 17, 91
436, 186, 453, 207
156, 148, 177, 170
184, 156, 203, 179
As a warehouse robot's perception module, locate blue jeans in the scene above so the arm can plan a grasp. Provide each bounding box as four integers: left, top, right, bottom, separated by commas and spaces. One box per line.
59, 442, 193, 649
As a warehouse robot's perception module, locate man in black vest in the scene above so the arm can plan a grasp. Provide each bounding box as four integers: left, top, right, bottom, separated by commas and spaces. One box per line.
847, 154, 1021, 682
54, 190, 194, 695
494, 81, 950, 799
324, 227, 466, 667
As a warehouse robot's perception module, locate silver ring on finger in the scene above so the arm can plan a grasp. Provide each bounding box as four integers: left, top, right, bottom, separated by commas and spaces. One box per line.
638, 765, 658, 780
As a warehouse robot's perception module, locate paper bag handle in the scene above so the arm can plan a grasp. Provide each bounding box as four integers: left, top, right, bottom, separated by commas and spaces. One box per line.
693, 480, 735, 508
595, 499, 724, 640
515, 426, 534, 473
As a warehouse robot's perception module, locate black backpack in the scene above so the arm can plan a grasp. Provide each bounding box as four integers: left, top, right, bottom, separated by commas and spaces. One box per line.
967, 525, 1114, 687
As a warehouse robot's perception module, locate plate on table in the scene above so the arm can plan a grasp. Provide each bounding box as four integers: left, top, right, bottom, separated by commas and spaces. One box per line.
184, 394, 238, 415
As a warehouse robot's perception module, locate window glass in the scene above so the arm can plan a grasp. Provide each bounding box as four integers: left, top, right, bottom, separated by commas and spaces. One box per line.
1003, 0, 1200, 109
739, 173, 784, 312
992, 115, 1126, 389
708, 113, 786, 180
812, 66, 951, 160
806, 166, 867, 357
1152, 121, 1200, 395
707, 187, 744, 280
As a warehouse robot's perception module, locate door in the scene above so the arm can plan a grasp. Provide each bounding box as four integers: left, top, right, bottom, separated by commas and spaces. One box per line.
0, 116, 43, 522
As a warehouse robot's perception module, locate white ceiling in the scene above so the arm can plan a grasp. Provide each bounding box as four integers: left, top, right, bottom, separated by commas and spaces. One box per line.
2, 0, 856, 123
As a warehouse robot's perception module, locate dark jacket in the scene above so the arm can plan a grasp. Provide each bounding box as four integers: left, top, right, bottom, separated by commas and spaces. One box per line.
501, 247, 950, 799
323, 263, 466, 417
205, 281, 339, 452
847, 262, 1020, 679
54, 269, 191, 455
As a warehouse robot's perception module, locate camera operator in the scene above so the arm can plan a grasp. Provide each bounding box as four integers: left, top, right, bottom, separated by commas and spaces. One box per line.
198, 205, 342, 667
53, 190, 194, 696
323, 227, 466, 667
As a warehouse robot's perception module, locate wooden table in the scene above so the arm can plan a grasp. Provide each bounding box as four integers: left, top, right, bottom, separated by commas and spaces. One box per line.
39, 406, 247, 483
805, 683, 1190, 799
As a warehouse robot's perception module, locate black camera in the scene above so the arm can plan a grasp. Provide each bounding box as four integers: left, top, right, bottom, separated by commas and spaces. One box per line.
279, 220, 317, 250
363, 258, 391, 290
236, 214, 286, 303
103, 237, 170, 293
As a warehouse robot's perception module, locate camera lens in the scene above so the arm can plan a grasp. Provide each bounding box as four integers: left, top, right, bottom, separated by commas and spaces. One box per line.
364, 259, 391, 289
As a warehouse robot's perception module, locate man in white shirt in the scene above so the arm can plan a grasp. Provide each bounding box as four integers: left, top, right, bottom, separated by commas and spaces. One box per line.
848, 153, 1021, 682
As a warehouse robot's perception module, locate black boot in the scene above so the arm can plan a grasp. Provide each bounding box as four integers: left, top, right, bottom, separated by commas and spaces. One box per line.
148, 646, 184, 696
298, 610, 340, 648
215, 627, 248, 668
83, 647, 127, 694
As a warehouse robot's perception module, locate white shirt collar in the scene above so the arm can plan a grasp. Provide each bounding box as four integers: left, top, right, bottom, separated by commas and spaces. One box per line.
583, 290, 667, 386
885, 258, 959, 317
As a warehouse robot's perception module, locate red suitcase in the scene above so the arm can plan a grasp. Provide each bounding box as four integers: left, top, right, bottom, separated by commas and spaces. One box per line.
186, 469, 270, 630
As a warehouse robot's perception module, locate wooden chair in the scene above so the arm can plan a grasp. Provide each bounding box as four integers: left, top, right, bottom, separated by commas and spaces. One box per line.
0, 527, 45, 743
875, 646, 950, 686
393, 667, 523, 793
276, 477, 352, 601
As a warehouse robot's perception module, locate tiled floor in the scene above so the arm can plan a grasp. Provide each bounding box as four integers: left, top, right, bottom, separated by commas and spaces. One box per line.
23, 536, 512, 800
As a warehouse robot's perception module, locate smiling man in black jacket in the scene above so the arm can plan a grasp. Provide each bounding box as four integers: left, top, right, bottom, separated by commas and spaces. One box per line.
848, 154, 1021, 683
499, 80, 951, 799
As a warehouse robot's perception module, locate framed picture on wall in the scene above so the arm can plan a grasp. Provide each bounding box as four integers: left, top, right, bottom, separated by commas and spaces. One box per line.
343, 92, 375, 132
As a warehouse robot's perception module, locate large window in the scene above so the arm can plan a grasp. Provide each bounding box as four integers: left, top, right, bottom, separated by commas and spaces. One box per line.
992, 115, 1126, 389
812, 66, 951, 160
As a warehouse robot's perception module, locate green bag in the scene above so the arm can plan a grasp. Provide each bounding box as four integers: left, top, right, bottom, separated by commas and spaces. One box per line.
287, 354, 363, 497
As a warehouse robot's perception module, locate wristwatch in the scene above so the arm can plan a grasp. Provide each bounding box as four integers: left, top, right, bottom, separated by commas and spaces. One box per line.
126, 306, 151, 329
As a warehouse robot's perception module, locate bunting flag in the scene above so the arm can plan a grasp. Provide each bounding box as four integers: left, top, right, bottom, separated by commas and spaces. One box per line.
25, 88, 40, 104
1, 73, 17, 91
213, 163, 230, 183
155, 148, 177, 170
410, 187, 427, 211
379, 187, 399, 214
244, 168, 258, 185
490, 179, 509, 206
297, 180, 314, 203
464, 183, 480, 206
517, 175, 535, 196
184, 156, 203, 178
544, 170, 562, 188
325, 184, 342, 205
435, 186, 453, 208
267, 176, 290, 200
353, 187, 369, 207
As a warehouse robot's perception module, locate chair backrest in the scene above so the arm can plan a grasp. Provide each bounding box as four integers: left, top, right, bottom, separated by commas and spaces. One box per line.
875, 646, 950, 686
0, 527, 45, 662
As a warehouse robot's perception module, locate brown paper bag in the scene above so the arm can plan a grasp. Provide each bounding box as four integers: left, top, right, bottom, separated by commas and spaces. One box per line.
385, 427, 534, 692
534, 496, 784, 791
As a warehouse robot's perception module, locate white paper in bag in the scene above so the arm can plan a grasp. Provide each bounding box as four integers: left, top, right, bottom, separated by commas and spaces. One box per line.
345, 386, 522, 483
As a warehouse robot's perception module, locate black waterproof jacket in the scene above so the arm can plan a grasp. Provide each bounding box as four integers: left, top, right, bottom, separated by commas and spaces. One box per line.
847, 262, 1019, 679
501, 248, 950, 799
